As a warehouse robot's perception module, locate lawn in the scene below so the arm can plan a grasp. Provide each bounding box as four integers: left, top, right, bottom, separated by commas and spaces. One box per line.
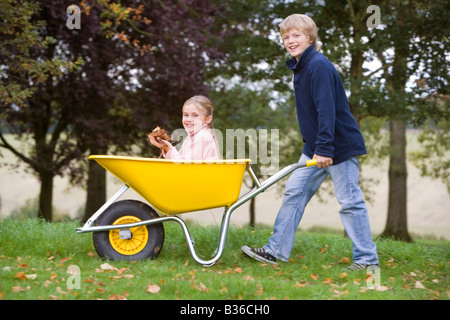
0, 218, 448, 301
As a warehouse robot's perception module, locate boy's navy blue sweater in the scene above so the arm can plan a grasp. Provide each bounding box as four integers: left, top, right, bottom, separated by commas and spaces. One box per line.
286, 45, 367, 165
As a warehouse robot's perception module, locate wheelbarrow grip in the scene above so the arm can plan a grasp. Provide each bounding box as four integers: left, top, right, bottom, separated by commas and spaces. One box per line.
306, 159, 317, 167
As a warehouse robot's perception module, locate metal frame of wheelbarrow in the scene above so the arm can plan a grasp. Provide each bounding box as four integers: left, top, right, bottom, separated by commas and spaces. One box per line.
76, 159, 317, 267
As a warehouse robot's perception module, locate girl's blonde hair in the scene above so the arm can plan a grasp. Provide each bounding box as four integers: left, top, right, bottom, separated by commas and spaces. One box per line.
280, 14, 318, 50
182, 95, 214, 128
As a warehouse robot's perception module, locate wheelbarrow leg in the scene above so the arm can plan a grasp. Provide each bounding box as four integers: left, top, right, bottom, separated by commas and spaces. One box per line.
80, 184, 129, 230
210, 207, 230, 257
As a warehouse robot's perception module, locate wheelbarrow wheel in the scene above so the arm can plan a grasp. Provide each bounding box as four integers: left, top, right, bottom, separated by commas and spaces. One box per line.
93, 200, 164, 261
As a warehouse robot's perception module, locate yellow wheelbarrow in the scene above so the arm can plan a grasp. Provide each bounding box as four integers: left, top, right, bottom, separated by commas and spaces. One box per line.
77, 155, 317, 266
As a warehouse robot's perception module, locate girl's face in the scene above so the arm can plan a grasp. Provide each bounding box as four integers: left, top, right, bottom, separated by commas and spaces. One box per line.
182, 103, 212, 134
282, 29, 312, 60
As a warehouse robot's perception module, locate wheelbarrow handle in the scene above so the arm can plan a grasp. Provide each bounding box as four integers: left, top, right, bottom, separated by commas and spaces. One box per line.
306, 159, 317, 167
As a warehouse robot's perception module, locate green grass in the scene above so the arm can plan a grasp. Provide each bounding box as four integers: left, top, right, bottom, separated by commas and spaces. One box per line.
0, 218, 448, 300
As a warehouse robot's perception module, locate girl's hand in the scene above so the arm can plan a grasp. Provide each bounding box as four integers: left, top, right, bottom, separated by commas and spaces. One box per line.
148, 134, 172, 155
148, 134, 164, 148
161, 139, 172, 149
313, 154, 333, 168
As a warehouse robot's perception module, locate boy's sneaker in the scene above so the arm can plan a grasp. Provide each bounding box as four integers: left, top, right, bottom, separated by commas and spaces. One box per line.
241, 245, 277, 265
347, 263, 379, 271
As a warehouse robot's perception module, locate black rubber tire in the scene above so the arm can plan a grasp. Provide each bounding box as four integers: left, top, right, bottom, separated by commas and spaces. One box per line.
92, 200, 165, 261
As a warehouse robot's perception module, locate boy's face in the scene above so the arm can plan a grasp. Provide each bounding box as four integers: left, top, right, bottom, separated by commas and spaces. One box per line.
282, 29, 312, 60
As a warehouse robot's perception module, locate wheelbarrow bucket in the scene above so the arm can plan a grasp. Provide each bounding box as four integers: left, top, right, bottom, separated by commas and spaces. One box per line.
88, 155, 250, 215
77, 155, 316, 266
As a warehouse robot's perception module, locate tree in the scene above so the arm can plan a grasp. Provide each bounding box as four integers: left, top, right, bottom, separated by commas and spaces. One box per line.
1, 0, 229, 222
0, 0, 155, 221
0, 0, 83, 221
375, 0, 450, 241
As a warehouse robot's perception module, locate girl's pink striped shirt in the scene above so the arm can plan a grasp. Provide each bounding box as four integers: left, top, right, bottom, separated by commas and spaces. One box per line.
163, 126, 219, 160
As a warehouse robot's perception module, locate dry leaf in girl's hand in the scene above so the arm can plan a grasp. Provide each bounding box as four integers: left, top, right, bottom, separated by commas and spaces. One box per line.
149, 126, 172, 156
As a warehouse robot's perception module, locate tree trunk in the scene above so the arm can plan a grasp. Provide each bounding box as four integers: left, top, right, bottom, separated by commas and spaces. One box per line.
381, 120, 412, 242
82, 157, 107, 223
38, 170, 54, 222
348, 13, 364, 122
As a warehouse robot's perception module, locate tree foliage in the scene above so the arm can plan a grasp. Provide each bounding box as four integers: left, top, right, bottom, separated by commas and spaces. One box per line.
0, 0, 228, 221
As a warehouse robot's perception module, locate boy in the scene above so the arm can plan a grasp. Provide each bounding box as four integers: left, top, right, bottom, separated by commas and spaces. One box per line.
241, 14, 379, 270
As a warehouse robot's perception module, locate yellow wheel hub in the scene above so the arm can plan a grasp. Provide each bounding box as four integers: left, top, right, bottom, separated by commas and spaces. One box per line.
109, 216, 148, 255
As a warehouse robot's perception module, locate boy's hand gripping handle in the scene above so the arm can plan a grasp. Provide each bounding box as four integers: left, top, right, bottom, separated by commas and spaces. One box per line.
306, 159, 317, 168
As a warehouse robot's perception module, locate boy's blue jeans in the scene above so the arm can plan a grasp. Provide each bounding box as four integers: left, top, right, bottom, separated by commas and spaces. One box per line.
263, 154, 379, 264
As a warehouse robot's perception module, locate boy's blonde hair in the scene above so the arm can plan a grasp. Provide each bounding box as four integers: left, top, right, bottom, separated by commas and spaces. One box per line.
280, 14, 318, 50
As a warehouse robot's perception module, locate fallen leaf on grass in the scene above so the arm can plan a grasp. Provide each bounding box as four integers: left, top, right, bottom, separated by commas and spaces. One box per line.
310, 273, 319, 281
339, 257, 350, 264
56, 287, 67, 295
199, 282, 208, 293
243, 275, 254, 281
117, 267, 128, 275
57, 257, 72, 266
360, 285, 390, 292
191, 282, 209, 293
14, 272, 36, 281
376, 286, 389, 292
108, 294, 127, 300
100, 263, 117, 271
255, 284, 264, 295
330, 288, 349, 297
415, 281, 427, 289
14, 272, 27, 281
322, 277, 332, 284
146, 284, 160, 294
110, 274, 134, 280
12, 286, 24, 292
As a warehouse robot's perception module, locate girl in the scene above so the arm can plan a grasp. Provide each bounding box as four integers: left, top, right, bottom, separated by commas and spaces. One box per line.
149, 95, 220, 160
